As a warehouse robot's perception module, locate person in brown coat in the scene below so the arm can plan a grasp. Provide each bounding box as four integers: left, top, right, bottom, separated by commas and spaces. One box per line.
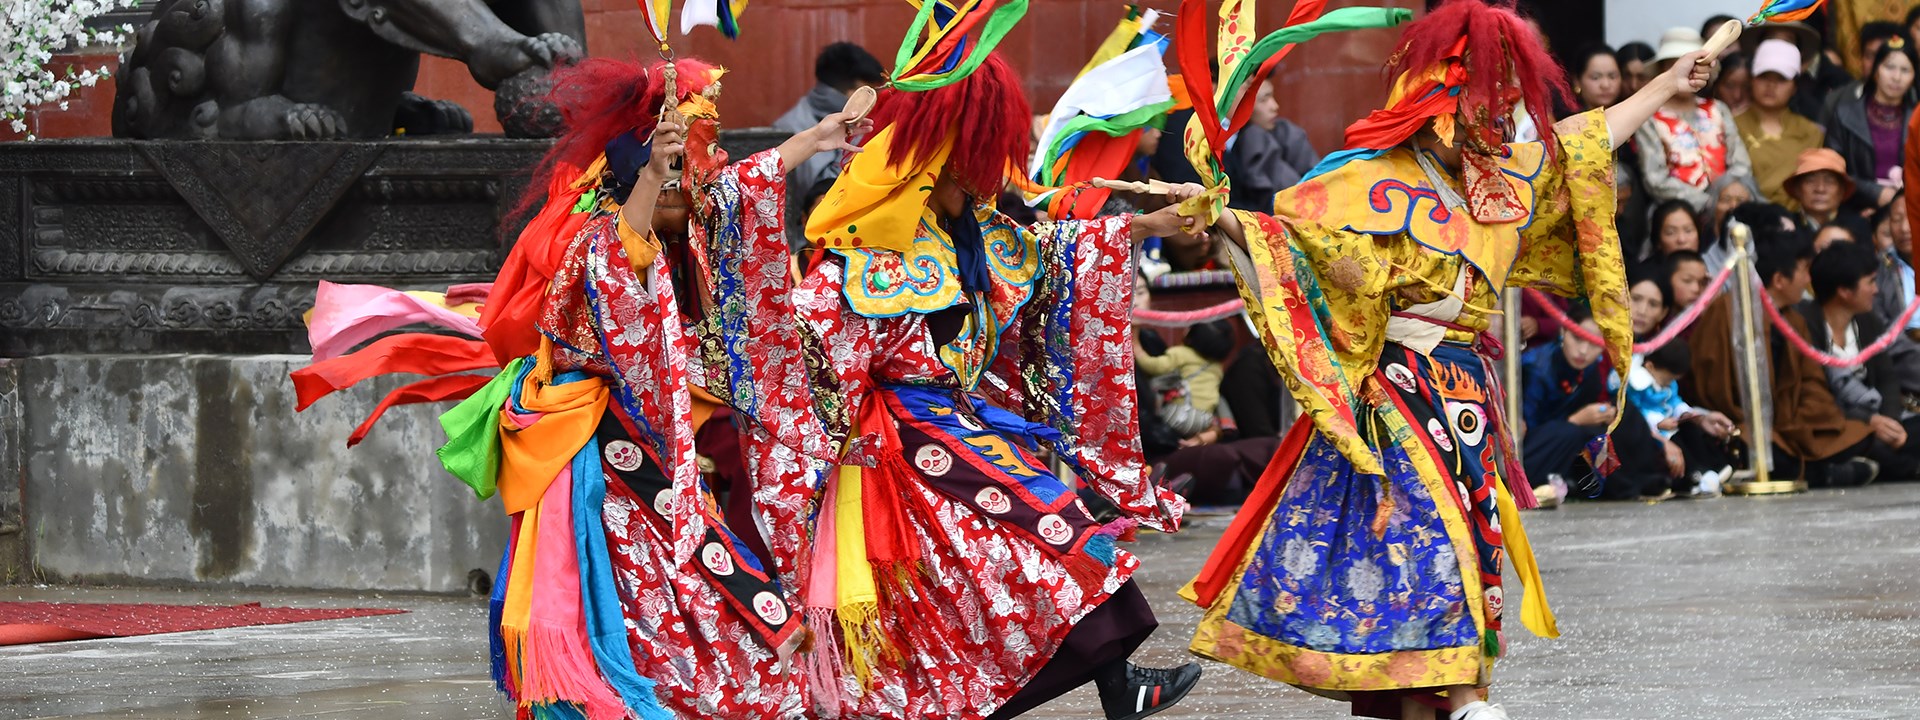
1687, 219, 1880, 485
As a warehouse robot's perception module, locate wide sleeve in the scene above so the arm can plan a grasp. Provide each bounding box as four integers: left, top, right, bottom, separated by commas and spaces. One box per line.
1509, 109, 1635, 410
1133, 345, 1190, 377
685, 149, 842, 462
1221, 208, 1394, 476
1011, 214, 1187, 531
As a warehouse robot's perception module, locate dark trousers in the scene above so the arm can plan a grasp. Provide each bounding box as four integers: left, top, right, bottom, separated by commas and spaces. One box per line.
985, 580, 1158, 719
1158, 436, 1282, 505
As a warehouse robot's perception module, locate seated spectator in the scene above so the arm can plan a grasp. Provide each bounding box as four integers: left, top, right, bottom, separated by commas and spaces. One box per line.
1712, 51, 1752, 115
1628, 341, 1737, 495
1824, 42, 1916, 212
1784, 148, 1855, 229
1637, 28, 1756, 213
1820, 21, 1909, 122
1870, 192, 1918, 332
1227, 81, 1320, 211
1812, 215, 1870, 253
1736, 39, 1827, 206
1703, 174, 1759, 272
1617, 41, 1658, 95
1134, 319, 1233, 445
1520, 307, 1674, 503
1627, 269, 1673, 340
1865, 194, 1920, 413
1738, 21, 1847, 121
1688, 224, 1880, 486
1796, 241, 1920, 482
1518, 292, 1566, 351
775, 42, 887, 249
1640, 199, 1702, 266
1662, 250, 1710, 312
1571, 45, 1623, 112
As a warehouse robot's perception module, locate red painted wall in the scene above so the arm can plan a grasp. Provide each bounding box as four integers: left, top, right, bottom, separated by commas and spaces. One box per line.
8, 0, 1421, 153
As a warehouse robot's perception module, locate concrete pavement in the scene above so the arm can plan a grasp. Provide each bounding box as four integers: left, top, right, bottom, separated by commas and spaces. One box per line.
5, 484, 1920, 719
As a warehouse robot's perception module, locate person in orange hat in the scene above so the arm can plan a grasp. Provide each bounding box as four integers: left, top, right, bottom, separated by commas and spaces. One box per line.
1784, 147, 1858, 230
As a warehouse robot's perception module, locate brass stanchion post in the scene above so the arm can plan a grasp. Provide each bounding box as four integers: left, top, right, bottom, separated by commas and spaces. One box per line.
1724, 223, 1805, 495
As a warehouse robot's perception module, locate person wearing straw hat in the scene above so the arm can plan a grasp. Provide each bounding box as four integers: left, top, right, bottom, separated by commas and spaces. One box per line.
1173, 0, 1710, 717
1635, 27, 1756, 215
1784, 147, 1858, 229
1737, 39, 1828, 206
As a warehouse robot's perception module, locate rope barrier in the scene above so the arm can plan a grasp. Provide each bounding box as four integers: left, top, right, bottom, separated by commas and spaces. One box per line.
1524, 250, 1743, 355
1754, 278, 1920, 369
1133, 299, 1247, 327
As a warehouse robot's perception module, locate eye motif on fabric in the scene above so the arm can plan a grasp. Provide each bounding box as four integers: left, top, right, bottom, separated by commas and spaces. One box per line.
1444, 400, 1488, 448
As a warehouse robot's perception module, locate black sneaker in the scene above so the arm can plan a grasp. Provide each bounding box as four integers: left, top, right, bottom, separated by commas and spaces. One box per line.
1097, 661, 1202, 720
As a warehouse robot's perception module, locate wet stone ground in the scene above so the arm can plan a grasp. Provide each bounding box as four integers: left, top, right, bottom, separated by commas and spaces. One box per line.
5, 484, 1919, 719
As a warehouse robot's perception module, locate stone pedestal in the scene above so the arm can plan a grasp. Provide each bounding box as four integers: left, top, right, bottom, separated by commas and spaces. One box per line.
15, 354, 507, 592
0, 131, 788, 590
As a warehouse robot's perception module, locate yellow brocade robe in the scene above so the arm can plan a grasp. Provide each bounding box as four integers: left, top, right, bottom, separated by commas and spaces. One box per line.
1187, 110, 1632, 694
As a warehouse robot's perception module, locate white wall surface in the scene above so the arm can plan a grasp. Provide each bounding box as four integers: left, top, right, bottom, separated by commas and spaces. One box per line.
1607, 0, 1757, 49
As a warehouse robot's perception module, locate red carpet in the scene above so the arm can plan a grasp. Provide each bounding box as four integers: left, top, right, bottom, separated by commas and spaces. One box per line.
0, 602, 407, 646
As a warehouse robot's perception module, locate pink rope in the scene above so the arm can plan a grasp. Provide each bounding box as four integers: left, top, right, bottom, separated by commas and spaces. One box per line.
1754, 279, 1920, 369
1525, 256, 1741, 354
1133, 299, 1247, 327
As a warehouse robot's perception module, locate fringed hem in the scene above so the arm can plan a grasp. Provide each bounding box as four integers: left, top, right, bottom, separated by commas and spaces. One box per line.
802, 607, 849, 719
518, 623, 630, 720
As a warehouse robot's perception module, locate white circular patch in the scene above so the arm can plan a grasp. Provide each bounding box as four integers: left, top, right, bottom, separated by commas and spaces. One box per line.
1485, 586, 1505, 619
1037, 514, 1073, 546
701, 542, 734, 576
604, 439, 645, 472
975, 487, 1012, 515
752, 591, 789, 625
652, 489, 675, 516
956, 414, 985, 432
914, 444, 954, 477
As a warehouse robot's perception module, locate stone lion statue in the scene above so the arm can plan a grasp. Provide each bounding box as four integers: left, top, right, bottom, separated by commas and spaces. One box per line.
112, 0, 586, 139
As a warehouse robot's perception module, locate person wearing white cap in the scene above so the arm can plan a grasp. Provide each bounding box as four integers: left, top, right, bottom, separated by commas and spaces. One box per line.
1736, 39, 1828, 206
1634, 27, 1756, 215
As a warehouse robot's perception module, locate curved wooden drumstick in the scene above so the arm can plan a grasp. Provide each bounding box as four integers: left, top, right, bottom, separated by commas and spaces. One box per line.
1701, 20, 1743, 60
842, 86, 878, 125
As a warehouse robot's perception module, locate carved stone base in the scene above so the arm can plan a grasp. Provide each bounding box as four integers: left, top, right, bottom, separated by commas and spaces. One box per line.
0, 132, 789, 356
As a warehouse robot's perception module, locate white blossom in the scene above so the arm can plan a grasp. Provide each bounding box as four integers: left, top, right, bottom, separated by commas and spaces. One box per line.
1, 0, 142, 140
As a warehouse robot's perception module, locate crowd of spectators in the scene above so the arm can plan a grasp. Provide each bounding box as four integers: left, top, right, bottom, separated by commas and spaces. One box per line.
768, 7, 1920, 510
1521, 9, 1920, 505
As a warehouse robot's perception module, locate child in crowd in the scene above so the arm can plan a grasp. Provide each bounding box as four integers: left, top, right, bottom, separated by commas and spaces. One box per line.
1134, 319, 1234, 446
1630, 341, 1738, 495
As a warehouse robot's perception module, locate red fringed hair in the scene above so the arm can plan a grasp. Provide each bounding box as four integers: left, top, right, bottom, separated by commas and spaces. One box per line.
483, 57, 719, 366
509, 57, 722, 223
866, 52, 1032, 199
1387, 0, 1570, 154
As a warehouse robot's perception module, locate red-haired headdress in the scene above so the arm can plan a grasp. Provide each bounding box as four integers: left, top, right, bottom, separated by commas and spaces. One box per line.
1306, 0, 1569, 182
486, 58, 725, 365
